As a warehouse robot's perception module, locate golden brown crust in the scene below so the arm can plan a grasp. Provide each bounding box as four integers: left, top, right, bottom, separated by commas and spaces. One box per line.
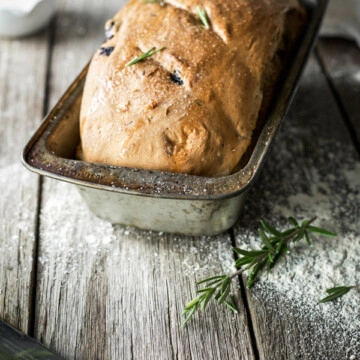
79, 0, 306, 177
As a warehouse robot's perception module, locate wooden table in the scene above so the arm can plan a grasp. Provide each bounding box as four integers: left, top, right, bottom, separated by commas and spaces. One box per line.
1, 1, 359, 359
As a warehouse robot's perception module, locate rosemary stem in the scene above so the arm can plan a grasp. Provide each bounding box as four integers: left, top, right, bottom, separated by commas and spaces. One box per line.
284, 216, 316, 244
229, 268, 245, 280
232, 216, 318, 279
182, 215, 337, 326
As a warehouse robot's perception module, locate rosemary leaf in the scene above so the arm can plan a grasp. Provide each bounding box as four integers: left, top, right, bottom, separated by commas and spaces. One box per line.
202, 288, 216, 310
224, 297, 238, 313
140, 0, 165, 4
196, 7, 210, 29
268, 248, 285, 270
245, 256, 260, 270
247, 260, 266, 288
288, 216, 299, 227
182, 302, 200, 327
260, 219, 282, 237
183, 297, 200, 312
301, 219, 310, 227
259, 227, 275, 251
196, 275, 225, 285
281, 228, 297, 237
126, 46, 165, 66
217, 284, 231, 305
234, 257, 253, 268
306, 226, 337, 237
318, 286, 355, 303
293, 229, 305, 242
275, 240, 284, 254
232, 248, 267, 257
216, 277, 231, 302
220, 276, 230, 292
201, 279, 225, 288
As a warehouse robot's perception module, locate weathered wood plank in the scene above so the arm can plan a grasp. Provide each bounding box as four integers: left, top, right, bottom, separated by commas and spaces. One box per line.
0, 30, 49, 332
35, 1, 257, 358
233, 54, 360, 360
316, 37, 360, 149
37, 180, 255, 360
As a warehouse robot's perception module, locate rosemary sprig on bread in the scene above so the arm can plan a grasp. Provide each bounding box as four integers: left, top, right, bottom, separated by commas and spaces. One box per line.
196, 7, 210, 28
140, 0, 165, 5
126, 46, 165, 66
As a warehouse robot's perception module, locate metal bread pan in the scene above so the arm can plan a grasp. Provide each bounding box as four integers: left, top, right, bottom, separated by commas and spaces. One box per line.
22, 0, 327, 236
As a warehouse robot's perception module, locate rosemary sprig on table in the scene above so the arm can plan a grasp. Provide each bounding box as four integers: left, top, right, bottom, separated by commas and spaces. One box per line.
318, 286, 355, 304
196, 7, 210, 29
126, 47, 165, 66
182, 216, 337, 326
182, 275, 238, 327
235, 216, 336, 288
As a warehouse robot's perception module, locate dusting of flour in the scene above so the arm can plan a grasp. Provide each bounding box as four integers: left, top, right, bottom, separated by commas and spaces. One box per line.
236, 132, 360, 359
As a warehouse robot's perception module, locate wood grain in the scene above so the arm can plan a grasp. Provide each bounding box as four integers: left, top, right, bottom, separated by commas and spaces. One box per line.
316, 37, 360, 149
1, 1, 359, 359
0, 30, 49, 332
37, 180, 256, 360
233, 55, 360, 359
34, 1, 256, 358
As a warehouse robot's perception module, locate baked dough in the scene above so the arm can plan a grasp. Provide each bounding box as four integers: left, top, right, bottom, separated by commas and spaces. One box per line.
79, 0, 306, 177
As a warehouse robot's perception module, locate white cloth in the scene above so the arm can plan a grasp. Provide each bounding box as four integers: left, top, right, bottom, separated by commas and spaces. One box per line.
0, 0, 41, 13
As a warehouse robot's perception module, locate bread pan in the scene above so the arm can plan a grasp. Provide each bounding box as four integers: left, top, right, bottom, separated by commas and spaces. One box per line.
22, 0, 327, 235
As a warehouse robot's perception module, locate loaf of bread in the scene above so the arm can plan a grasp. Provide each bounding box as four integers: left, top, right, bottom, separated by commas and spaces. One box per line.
79, 0, 306, 177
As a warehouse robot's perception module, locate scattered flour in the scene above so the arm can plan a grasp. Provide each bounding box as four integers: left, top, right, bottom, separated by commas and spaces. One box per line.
0, 163, 38, 251
176, 236, 234, 279
38, 180, 119, 272
236, 135, 360, 359
2, 123, 359, 359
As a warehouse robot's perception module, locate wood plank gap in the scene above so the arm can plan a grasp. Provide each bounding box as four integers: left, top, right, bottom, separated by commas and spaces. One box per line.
229, 228, 260, 360
315, 45, 360, 156
28, 176, 43, 338
165, 280, 176, 360
28, 18, 57, 338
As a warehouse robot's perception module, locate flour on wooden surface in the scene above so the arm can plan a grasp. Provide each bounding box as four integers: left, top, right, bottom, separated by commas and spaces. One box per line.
38, 180, 118, 270
235, 138, 360, 359
0, 163, 38, 315
0, 164, 36, 233
37, 178, 234, 286
0, 163, 37, 244
176, 236, 235, 279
